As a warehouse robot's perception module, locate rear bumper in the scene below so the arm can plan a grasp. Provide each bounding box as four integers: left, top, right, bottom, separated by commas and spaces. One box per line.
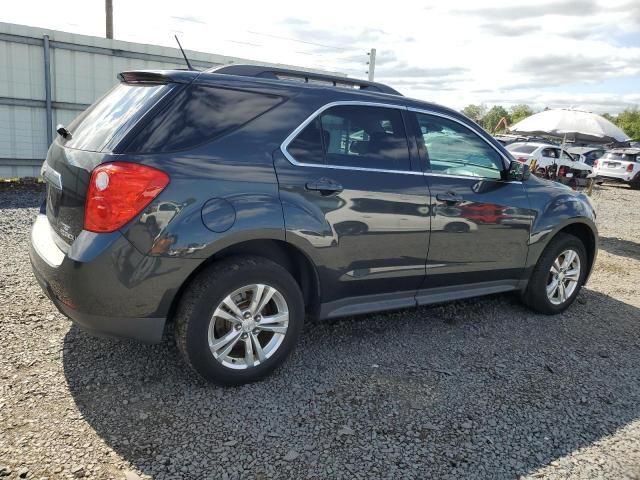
31, 263, 165, 342
594, 172, 638, 183
29, 213, 198, 343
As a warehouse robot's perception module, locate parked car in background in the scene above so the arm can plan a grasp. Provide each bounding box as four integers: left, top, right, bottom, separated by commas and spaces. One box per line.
31, 66, 598, 385
593, 148, 640, 189
506, 142, 594, 179
494, 134, 553, 146
567, 146, 606, 166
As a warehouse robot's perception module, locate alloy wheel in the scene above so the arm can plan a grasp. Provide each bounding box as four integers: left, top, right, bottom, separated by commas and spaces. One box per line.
207, 284, 289, 369
546, 249, 581, 305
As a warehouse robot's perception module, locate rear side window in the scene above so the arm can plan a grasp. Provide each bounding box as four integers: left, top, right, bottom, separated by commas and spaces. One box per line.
65, 83, 167, 152
287, 118, 325, 165
320, 105, 410, 171
125, 85, 283, 153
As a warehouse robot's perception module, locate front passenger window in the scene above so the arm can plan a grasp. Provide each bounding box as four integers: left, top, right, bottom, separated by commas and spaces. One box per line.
415, 113, 504, 179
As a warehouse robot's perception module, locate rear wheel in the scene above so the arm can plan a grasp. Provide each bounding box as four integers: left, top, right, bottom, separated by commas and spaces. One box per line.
175, 256, 304, 385
522, 233, 587, 314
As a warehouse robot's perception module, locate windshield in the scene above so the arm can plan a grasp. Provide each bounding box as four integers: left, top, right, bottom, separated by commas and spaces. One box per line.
64, 83, 167, 152
506, 144, 537, 154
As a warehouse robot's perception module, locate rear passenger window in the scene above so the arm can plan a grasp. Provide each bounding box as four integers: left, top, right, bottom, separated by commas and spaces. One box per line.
287, 118, 325, 165
319, 106, 410, 171
125, 85, 283, 153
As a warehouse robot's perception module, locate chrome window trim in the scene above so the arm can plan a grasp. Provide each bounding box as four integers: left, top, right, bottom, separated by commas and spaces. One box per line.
280, 100, 422, 176
408, 107, 512, 169
408, 107, 522, 184
279, 100, 521, 183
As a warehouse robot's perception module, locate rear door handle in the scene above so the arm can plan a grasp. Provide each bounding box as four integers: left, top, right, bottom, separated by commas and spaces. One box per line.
306, 179, 343, 195
436, 192, 463, 204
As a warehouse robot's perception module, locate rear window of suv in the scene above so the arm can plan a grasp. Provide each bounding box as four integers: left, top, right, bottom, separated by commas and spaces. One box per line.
604, 153, 638, 162
64, 83, 167, 152
124, 85, 284, 153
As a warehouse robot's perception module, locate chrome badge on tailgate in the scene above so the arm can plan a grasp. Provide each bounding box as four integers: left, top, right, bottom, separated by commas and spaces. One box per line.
41, 162, 63, 190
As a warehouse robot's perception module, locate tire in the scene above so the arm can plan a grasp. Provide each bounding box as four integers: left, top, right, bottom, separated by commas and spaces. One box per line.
521, 233, 587, 315
630, 181, 640, 190
174, 256, 304, 385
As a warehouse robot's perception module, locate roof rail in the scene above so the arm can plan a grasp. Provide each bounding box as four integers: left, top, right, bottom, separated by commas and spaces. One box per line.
207, 64, 402, 96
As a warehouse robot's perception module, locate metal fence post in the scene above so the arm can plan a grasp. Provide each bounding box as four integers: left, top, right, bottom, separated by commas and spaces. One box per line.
43, 34, 53, 147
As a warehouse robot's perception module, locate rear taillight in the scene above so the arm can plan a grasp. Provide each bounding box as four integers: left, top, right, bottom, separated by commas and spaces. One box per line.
516, 157, 528, 163
627, 163, 634, 172
85, 162, 170, 233
593, 159, 598, 168
558, 166, 567, 177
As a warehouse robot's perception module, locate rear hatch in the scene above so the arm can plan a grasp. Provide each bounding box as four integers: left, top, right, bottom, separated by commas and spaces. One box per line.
43, 75, 179, 245
597, 152, 637, 175
506, 143, 536, 164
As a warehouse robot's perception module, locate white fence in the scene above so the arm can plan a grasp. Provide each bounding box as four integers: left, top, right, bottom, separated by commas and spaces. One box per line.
0, 22, 333, 178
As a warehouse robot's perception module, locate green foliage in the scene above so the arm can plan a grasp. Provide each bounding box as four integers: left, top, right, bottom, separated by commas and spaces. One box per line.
509, 104, 534, 124
460, 104, 487, 123
614, 109, 640, 140
482, 106, 510, 132
459, 104, 640, 140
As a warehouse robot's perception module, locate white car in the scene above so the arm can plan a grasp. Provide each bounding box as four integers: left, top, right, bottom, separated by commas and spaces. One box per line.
593, 149, 640, 189
506, 142, 594, 177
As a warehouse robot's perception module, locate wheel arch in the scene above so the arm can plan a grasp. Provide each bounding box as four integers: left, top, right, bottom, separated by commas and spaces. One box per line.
556, 222, 597, 282
166, 239, 321, 324
528, 220, 598, 285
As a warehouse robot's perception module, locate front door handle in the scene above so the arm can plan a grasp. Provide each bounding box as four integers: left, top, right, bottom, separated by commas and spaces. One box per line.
306, 179, 343, 195
436, 192, 463, 204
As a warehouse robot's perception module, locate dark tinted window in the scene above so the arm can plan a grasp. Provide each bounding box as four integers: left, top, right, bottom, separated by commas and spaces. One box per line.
416, 113, 503, 179
287, 118, 325, 165
604, 152, 638, 162
126, 85, 283, 153
65, 83, 166, 152
319, 105, 410, 171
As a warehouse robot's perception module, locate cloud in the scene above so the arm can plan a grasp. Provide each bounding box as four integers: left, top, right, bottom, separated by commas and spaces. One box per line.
481, 22, 542, 37
507, 53, 640, 89
376, 62, 468, 79
458, 0, 600, 21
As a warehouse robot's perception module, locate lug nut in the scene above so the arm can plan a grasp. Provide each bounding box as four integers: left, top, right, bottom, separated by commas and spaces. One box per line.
241, 333, 248, 339
235, 325, 241, 331
243, 312, 251, 319
255, 315, 261, 322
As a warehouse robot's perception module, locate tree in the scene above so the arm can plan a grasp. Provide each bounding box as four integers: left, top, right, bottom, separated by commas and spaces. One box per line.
509, 104, 534, 124
483, 105, 510, 132
460, 104, 487, 123
615, 109, 640, 140
601, 112, 616, 123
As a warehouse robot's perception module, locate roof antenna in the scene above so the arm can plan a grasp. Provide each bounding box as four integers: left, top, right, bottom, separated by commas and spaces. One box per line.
174, 34, 195, 71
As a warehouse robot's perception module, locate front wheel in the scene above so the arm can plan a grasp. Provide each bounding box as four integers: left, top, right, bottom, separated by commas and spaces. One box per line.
174, 256, 304, 385
522, 233, 587, 314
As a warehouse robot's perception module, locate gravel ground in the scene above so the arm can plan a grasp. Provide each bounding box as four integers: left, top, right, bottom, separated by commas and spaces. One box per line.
1, 182, 639, 480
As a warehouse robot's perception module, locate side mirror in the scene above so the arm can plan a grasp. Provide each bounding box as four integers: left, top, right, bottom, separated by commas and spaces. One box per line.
507, 160, 530, 181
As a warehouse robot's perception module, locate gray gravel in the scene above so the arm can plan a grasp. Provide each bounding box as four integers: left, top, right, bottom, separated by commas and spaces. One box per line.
1, 182, 640, 480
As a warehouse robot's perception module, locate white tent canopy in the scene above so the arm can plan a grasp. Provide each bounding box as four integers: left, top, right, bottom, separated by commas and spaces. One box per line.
509, 109, 630, 144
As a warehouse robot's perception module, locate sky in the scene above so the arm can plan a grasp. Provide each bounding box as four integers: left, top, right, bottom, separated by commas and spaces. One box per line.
3, 0, 640, 114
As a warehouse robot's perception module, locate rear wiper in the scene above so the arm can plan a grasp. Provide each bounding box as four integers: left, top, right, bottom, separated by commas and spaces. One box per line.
56, 124, 72, 140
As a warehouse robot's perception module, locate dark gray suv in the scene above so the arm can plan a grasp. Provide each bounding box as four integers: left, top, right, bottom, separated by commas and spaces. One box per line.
30, 65, 598, 385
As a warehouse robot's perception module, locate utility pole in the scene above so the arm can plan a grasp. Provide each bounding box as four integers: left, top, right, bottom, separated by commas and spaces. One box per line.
105, 0, 113, 39
367, 48, 376, 81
